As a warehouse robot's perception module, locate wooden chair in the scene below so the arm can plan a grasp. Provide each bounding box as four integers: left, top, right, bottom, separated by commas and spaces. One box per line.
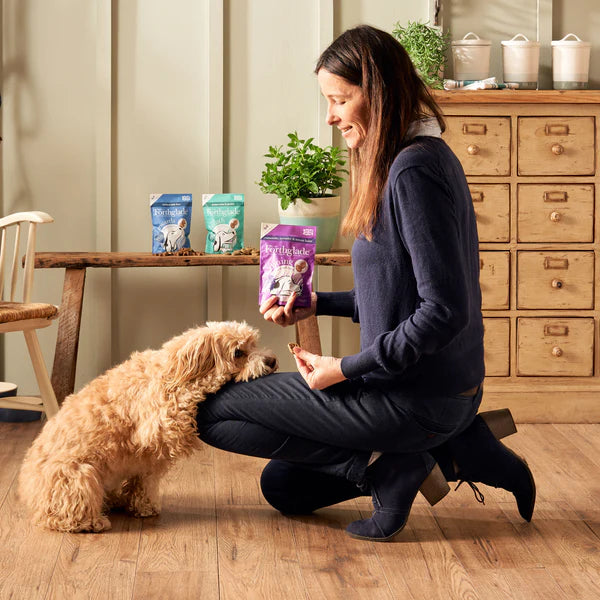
0, 211, 59, 419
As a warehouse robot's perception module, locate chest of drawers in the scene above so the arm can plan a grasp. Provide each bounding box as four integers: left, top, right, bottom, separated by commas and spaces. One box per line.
433, 90, 600, 422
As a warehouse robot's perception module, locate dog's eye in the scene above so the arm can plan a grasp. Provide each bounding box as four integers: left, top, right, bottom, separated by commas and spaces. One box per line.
234, 348, 245, 359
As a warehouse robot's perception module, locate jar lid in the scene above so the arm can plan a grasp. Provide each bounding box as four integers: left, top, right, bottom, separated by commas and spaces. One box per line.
451, 32, 491, 47
0, 382, 17, 394
501, 33, 540, 47
551, 33, 591, 47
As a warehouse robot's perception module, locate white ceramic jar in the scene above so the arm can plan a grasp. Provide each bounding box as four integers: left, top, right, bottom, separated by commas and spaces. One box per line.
451, 32, 492, 81
501, 34, 540, 90
552, 34, 591, 90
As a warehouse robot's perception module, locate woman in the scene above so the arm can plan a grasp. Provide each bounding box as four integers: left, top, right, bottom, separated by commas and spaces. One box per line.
197, 25, 535, 542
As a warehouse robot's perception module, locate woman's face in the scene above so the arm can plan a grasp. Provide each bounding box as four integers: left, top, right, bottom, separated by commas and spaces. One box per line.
317, 69, 369, 149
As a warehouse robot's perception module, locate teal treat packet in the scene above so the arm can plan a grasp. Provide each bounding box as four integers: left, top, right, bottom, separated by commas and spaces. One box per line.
150, 193, 192, 254
202, 193, 244, 254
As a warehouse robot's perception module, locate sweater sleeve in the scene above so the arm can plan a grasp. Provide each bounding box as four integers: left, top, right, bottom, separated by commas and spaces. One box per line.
341, 165, 471, 379
315, 290, 358, 321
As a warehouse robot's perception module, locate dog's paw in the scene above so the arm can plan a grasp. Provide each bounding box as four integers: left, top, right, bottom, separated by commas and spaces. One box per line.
90, 515, 112, 532
133, 505, 161, 518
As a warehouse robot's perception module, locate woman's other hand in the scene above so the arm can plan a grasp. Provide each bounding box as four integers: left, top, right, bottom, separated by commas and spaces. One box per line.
292, 346, 346, 390
259, 292, 316, 327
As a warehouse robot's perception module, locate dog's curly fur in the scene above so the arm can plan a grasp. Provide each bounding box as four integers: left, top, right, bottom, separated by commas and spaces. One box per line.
18, 321, 277, 533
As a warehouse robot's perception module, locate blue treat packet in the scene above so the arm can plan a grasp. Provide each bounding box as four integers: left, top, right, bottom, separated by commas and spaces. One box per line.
202, 193, 244, 254
150, 194, 193, 254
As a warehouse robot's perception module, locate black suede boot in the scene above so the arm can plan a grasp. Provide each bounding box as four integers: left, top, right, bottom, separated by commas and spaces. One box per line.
431, 409, 518, 481
345, 452, 449, 542
260, 460, 368, 515
431, 412, 536, 522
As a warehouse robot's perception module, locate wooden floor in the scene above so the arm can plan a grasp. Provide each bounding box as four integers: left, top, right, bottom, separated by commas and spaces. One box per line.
1, 422, 600, 600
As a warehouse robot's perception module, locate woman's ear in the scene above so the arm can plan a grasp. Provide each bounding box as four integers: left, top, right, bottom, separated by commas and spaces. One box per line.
163, 328, 216, 391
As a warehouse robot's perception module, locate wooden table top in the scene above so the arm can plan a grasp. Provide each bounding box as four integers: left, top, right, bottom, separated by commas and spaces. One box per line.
34, 250, 352, 269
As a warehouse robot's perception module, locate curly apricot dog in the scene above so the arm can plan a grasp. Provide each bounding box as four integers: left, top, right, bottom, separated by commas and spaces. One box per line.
19, 321, 277, 532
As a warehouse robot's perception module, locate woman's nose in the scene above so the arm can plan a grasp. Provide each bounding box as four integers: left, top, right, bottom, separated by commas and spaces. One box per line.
326, 107, 338, 126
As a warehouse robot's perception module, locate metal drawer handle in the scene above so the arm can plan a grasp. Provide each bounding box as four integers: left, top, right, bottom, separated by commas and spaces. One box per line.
544, 325, 569, 336
550, 211, 562, 222
467, 144, 480, 155
463, 123, 487, 135
551, 279, 564, 289
471, 191, 484, 202
545, 124, 569, 136
552, 346, 564, 358
543, 191, 568, 202
551, 144, 564, 155
544, 257, 569, 270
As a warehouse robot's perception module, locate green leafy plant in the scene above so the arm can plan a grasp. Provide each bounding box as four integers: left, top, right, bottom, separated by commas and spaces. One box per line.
392, 20, 450, 89
257, 131, 348, 211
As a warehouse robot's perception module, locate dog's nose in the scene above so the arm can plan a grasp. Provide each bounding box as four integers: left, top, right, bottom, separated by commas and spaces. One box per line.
265, 355, 278, 370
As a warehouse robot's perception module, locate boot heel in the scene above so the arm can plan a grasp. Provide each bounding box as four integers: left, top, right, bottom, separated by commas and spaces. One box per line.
419, 463, 450, 506
479, 408, 517, 440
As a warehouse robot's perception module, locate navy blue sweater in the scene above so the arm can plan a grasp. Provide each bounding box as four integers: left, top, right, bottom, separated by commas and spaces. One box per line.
317, 136, 485, 394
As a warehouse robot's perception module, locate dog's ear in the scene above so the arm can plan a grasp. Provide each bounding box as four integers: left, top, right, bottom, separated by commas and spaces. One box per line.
163, 328, 216, 391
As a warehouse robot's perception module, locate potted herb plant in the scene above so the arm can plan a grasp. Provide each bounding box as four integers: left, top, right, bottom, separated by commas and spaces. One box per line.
392, 20, 450, 89
257, 131, 348, 252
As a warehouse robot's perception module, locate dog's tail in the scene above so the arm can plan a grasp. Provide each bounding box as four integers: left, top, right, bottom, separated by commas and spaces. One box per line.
19, 451, 106, 532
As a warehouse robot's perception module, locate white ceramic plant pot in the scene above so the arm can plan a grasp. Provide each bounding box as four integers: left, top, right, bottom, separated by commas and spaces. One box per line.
278, 195, 341, 253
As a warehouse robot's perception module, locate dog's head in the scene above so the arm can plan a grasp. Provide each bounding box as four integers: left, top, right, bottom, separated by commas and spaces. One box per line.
162, 321, 278, 392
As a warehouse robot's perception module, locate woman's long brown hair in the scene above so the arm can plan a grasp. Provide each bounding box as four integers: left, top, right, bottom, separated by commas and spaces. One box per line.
315, 25, 446, 240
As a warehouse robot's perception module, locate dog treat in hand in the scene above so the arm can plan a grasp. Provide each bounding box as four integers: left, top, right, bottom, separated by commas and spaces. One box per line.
288, 342, 300, 354
259, 223, 316, 308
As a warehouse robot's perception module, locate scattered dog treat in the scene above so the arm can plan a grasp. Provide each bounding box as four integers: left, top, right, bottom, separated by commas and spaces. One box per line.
152, 248, 204, 257
232, 247, 260, 256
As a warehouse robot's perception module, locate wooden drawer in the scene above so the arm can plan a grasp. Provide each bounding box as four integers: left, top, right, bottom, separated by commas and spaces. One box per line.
483, 318, 510, 376
443, 117, 510, 176
517, 184, 594, 243
517, 117, 595, 176
517, 251, 594, 309
480, 251, 510, 310
517, 318, 594, 376
470, 184, 510, 242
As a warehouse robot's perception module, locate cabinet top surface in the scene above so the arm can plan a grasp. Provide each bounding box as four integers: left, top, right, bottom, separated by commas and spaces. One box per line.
432, 90, 600, 104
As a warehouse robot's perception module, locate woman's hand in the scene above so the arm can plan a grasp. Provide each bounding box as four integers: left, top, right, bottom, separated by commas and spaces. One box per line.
292, 346, 346, 390
259, 292, 316, 327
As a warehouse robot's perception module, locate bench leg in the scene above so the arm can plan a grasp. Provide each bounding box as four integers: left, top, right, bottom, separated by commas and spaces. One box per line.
51, 267, 86, 404
296, 315, 322, 356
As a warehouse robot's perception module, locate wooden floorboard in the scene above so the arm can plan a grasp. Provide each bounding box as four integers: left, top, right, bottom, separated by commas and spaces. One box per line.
1, 421, 600, 599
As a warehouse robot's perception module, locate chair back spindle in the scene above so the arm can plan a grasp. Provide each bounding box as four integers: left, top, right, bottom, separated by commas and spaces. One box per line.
9, 223, 21, 302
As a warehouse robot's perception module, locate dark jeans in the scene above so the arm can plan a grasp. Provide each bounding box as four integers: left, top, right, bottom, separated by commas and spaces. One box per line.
196, 372, 483, 485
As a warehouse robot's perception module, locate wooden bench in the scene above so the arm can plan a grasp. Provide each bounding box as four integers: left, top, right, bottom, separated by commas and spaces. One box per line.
34, 251, 351, 403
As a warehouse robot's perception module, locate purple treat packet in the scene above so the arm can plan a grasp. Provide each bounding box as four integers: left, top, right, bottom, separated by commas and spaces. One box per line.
259, 223, 316, 308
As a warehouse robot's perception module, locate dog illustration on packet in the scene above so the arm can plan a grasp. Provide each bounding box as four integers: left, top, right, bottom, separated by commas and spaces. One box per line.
150, 194, 193, 253
202, 194, 244, 254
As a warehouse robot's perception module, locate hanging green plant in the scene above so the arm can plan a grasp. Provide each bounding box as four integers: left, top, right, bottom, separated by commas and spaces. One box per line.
392, 20, 450, 89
